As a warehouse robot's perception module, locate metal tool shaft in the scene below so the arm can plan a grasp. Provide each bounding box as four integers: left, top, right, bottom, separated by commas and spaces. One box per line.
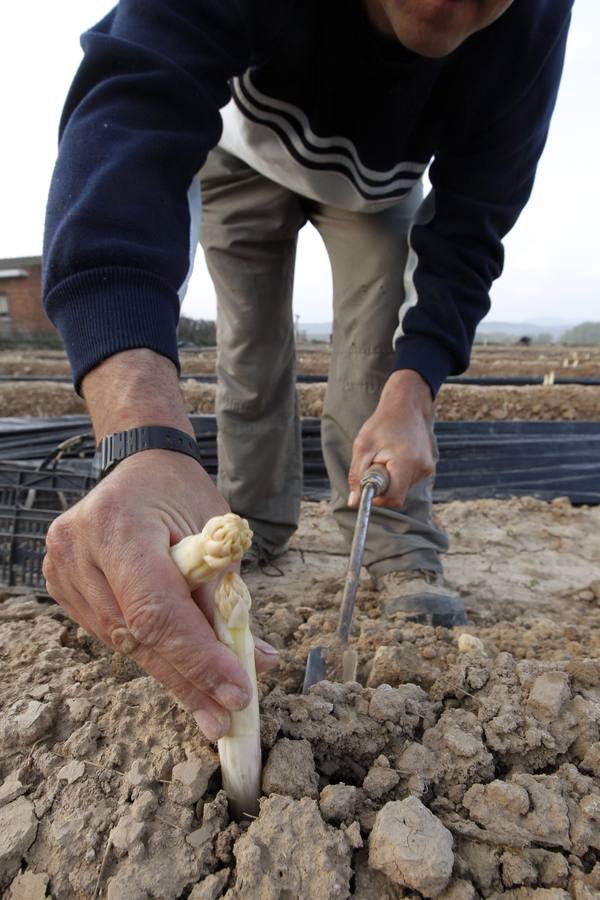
337, 465, 389, 647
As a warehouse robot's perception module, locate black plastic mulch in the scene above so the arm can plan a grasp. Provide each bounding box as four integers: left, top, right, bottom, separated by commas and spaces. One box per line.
1, 415, 599, 591
0, 415, 599, 505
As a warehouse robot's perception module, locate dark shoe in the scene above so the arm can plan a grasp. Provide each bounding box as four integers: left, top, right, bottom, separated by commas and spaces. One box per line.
376, 569, 467, 628
241, 540, 287, 577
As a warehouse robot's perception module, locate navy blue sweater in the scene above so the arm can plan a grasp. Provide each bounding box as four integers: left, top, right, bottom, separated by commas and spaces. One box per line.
43, 0, 572, 396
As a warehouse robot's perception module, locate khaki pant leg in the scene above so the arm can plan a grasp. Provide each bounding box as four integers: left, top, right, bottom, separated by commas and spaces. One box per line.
309, 191, 449, 575
199, 148, 306, 552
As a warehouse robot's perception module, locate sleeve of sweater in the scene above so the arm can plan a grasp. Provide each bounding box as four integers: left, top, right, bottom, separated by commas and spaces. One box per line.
392, 5, 572, 397
42, 0, 255, 390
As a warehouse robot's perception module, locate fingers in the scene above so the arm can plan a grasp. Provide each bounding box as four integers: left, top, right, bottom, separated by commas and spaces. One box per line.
106, 544, 253, 706
43, 531, 104, 643
46, 515, 243, 736
133, 638, 277, 740
131, 646, 232, 741
190, 699, 231, 742
46, 548, 277, 740
349, 455, 411, 510
254, 637, 280, 673
348, 435, 434, 510
347, 370, 438, 513
44, 571, 103, 644
371, 457, 412, 508
43, 455, 279, 745
183, 583, 279, 674
46, 557, 236, 741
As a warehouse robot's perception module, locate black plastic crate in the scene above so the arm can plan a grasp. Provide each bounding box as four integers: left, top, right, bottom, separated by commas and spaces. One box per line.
0, 462, 96, 512
0, 506, 56, 592
0, 463, 97, 593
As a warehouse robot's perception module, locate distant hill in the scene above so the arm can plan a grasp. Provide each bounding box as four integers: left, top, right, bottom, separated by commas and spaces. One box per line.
477, 320, 572, 339
299, 319, 577, 342
300, 322, 333, 340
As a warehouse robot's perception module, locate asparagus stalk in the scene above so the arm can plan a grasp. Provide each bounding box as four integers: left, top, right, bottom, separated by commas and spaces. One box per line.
170, 512, 252, 587
170, 513, 261, 818
214, 571, 261, 818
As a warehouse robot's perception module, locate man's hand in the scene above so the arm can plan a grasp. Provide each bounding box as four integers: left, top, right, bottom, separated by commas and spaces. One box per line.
347, 369, 435, 509
43, 349, 279, 742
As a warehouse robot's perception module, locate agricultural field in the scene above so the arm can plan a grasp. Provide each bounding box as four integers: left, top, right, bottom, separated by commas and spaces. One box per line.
1, 345, 600, 898
1, 346, 599, 421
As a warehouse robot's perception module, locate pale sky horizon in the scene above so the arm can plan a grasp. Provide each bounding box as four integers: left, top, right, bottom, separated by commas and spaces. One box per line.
1, 1, 598, 325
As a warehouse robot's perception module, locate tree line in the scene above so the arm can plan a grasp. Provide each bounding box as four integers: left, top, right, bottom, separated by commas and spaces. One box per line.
177, 314, 600, 347
177, 316, 216, 346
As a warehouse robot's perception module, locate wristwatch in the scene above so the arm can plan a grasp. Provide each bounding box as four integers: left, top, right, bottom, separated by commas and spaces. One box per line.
95, 425, 203, 479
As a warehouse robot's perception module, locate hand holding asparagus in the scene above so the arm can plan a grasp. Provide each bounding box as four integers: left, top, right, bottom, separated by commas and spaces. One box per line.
44, 353, 270, 816
171, 514, 262, 817
44, 445, 278, 748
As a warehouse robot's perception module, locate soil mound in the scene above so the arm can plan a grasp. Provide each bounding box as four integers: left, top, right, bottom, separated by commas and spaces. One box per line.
3, 381, 598, 421
1, 498, 599, 897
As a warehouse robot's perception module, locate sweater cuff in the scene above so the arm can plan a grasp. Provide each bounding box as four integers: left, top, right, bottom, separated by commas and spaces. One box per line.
44, 267, 181, 393
393, 335, 458, 398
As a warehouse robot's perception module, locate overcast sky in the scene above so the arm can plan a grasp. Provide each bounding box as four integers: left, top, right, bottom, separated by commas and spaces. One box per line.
1, 1, 598, 325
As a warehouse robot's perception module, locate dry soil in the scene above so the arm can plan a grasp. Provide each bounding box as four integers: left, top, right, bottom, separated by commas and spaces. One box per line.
1, 346, 598, 420
1, 345, 600, 379
0, 381, 598, 422
1, 346, 600, 898
2, 498, 600, 899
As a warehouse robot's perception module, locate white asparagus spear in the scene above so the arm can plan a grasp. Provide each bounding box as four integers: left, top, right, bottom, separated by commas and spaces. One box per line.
169, 513, 261, 818
213, 571, 261, 818
170, 512, 252, 587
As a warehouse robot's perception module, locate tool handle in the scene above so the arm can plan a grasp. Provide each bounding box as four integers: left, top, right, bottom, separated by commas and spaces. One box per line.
337, 465, 388, 647
359, 464, 390, 497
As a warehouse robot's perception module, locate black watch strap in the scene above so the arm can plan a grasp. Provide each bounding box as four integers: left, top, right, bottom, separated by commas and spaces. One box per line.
98, 426, 203, 478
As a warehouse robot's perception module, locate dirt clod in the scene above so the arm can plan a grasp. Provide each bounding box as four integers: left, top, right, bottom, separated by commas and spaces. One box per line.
125, 758, 154, 790
227, 795, 352, 899
1, 700, 56, 751
171, 751, 219, 804
131, 790, 158, 822
109, 815, 146, 858
319, 783, 357, 824
4, 868, 49, 900
0, 778, 27, 807
262, 738, 319, 800
438, 878, 478, 900
0, 797, 38, 889
369, 796, 454, 897
463, 775, 572, 849
190, 867, 230, 900
362, 757, 400, 800
527, 671, 571, 721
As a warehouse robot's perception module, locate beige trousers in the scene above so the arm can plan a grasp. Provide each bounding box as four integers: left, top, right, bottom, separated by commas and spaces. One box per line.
199, 148, 448, 576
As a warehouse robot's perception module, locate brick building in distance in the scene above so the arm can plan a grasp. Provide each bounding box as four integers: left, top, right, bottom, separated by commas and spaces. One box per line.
0, 256, 56, 338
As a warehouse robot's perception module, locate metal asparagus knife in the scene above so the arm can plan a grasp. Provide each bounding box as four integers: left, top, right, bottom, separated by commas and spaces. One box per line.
302, 464, 390, 692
